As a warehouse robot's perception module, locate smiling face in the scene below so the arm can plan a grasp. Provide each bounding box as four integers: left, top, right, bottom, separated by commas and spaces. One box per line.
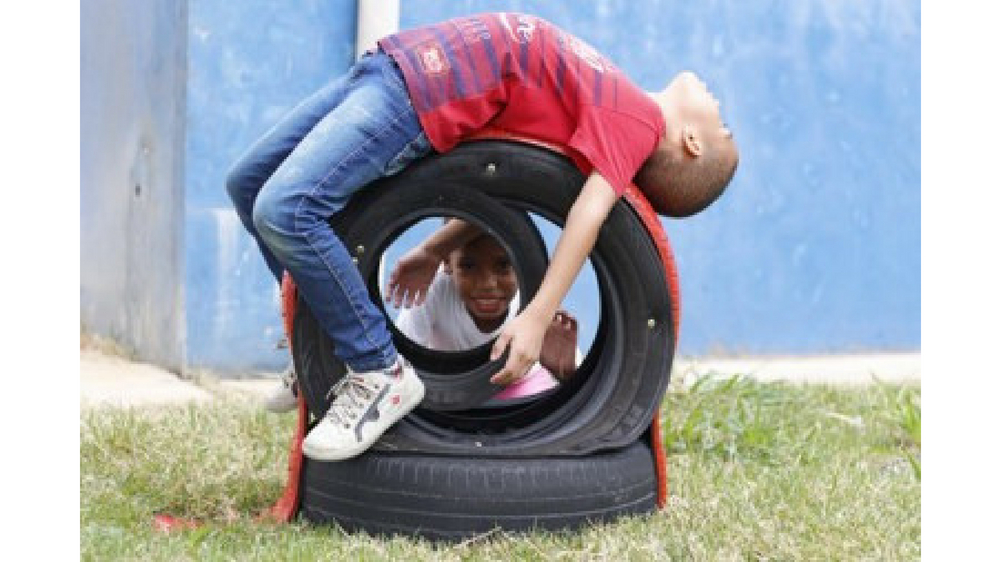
447, 235, 517, 332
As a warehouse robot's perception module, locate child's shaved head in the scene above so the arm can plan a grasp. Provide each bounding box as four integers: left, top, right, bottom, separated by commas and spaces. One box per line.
634, 135, 738, 217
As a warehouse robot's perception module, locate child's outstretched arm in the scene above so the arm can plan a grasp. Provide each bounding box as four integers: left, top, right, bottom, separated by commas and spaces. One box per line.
490, 172, 617, 385
385, 219, 481, 308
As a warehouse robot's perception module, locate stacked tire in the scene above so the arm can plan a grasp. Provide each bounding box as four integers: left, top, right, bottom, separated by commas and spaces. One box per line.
291, 140, 677, 541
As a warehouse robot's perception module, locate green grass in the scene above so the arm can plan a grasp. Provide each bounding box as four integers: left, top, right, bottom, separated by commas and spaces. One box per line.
81, 377, 920, 561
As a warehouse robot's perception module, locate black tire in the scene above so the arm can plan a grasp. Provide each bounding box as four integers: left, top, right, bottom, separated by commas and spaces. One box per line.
293, 140, 675, 456
299, 439, 657, 541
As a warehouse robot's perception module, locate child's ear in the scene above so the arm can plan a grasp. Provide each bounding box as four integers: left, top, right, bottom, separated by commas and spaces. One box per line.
681, 124, 703, 157
443, 262, 453, 275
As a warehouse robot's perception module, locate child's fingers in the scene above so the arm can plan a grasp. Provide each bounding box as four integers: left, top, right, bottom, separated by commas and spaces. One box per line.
505, 354, 531, 385
410, 289, 422, 307
491, 332, 511, 362
384, 277, 397, 302
562, 312, 576, 331
496, 337, 533, 385
492, 356, 524, 385
551, 311, 572, 331
386, 270, 402, 297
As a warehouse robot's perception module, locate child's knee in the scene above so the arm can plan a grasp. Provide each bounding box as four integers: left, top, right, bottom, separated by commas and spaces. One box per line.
251, 190, 293, 242
225, 164, 255, 208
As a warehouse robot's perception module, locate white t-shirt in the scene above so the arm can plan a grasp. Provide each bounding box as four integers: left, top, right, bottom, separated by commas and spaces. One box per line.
395, 270, 569, 399
395, 270, 521, 351
395, 269, 586, 399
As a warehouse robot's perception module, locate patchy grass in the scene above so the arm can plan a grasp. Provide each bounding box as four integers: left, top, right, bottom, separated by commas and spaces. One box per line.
81, 377, 920, 560
658, 376, 920, 560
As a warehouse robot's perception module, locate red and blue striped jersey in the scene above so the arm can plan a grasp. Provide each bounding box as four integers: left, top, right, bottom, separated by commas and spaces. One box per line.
378, 12, 665, 196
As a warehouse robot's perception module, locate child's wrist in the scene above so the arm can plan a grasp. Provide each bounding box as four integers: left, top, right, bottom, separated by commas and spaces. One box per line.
420, 240, 448, 261
523, 302, 556, 323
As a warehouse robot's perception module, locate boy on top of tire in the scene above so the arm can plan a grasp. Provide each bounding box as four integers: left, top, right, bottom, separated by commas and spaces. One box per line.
227, 12, 738, 461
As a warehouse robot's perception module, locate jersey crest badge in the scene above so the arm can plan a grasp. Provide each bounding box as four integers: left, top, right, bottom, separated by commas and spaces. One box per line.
416, 42, 449, 75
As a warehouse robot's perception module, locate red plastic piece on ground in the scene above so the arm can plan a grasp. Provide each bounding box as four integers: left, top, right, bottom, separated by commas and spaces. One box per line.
152, 514, 202, 533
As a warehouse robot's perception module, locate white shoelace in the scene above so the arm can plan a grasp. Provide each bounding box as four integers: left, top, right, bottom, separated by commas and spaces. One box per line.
324, 374, 381, 428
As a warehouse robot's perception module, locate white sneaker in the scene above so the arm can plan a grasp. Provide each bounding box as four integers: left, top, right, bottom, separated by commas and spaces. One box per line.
302, 358, 425, 461
264, 365, 299, 413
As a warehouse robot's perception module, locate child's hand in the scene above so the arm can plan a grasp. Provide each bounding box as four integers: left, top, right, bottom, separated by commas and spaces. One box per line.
489, 309, 549, 386
539, 310, 578, 382
385, 246, 440, 308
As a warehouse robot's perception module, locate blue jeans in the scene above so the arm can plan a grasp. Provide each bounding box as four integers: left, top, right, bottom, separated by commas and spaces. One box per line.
226, 51, 432, 372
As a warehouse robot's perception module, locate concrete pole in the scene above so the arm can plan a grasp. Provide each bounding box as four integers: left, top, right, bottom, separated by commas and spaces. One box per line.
356, 0, 400, 60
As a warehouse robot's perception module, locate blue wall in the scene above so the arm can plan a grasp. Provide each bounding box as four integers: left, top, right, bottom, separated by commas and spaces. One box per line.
81, 0, 187, 371
184, 0, 920, 371
185, 0, 357, 370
